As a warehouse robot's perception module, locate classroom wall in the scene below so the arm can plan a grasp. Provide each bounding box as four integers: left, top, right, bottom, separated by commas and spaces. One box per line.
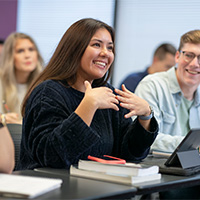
1, 0, 200, 88
113, 0, 200, 88
0, 0, 18, 39
16, 0, 115, 65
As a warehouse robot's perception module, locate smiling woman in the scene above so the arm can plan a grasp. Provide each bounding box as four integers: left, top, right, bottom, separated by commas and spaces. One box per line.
17, 18, 158, 171
75, 28, 114, 92
0, 32, 44, 125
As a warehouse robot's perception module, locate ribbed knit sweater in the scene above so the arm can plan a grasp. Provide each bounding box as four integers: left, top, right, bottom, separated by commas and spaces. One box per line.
17, 80, 158, 170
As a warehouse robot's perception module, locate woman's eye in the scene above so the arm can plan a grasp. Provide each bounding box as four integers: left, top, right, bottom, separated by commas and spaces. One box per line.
92, 43, 100, 47
17, 49, 24, 53
29, 47, 35, 51
107, 46, 113, 51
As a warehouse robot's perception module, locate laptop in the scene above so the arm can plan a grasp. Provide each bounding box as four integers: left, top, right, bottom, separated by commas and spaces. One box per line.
143, 129, 200, 176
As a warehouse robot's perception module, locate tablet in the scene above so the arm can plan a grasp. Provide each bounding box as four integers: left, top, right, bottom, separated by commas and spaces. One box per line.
165, 129, 200, 168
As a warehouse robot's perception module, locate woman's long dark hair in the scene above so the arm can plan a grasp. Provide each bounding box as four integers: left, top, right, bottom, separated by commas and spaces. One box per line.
22, 18, 115, 116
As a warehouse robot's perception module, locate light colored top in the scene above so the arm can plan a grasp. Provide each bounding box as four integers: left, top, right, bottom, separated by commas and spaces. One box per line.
16, 83, 27, 116
177, 97, 193, 135
134, 66, 200, 153
0, 79, 27, 118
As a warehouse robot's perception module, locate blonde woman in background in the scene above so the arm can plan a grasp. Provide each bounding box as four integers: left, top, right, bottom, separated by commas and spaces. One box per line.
0, 32, 44, 125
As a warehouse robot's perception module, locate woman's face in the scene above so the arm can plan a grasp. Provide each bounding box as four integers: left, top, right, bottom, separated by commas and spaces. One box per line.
14, 38, 38, 74
79, 28, 114, 83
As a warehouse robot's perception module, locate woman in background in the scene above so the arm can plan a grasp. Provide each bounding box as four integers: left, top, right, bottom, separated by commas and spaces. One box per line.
18, 18, 158, 170
0, 32, 44, 125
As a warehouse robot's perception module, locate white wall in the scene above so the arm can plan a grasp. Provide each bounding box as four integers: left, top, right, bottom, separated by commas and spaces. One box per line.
16, 0, 200, 88
17, 0, 115, 64
113, 0, 200, 87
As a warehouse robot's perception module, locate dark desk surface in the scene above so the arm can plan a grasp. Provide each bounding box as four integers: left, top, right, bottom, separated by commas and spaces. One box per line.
10, 156, 200, 199
12, 169, 137, 199
134, 156, 200, 195
134, 172, 200, 195
32, 164, 200, 198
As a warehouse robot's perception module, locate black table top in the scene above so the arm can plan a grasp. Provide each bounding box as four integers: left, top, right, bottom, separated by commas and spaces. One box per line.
12, 169, 137, 199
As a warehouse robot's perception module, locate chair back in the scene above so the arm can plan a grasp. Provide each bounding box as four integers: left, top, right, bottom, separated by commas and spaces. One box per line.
7, 124, 22, 170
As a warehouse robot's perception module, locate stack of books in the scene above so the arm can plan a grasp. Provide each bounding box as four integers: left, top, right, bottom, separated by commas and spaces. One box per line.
70, 160, 161, 185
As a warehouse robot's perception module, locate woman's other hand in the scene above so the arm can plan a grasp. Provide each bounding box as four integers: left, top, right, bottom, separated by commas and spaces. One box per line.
115, 84, 151, 118
2, 113, 22, 124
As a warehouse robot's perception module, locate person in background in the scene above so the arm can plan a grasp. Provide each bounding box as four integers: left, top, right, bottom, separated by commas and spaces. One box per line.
135, 30, 200, 153
120, 43, 176, 92
17, 18, 158, 170
0, 39, 4, 59
0, 32, 44, 125
0, 122, 15, 174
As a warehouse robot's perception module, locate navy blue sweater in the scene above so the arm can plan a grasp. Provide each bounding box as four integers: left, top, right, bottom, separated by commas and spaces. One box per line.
17, 80, 158, 170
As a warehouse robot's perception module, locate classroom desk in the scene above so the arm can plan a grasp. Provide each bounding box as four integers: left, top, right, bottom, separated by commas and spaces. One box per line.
31, 165, 200, 198
12, 169, 137, 199
8, 158, 200, 200
134, 172, 200, 195
134, 156, 200, 196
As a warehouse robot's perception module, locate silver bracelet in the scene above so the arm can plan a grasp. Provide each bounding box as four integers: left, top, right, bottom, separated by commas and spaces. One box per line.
139, 106, 154, 120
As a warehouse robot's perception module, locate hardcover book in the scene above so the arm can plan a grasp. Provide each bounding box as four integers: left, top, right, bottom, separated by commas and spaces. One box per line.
78, 160, 159, 177
70, 165, 161, 186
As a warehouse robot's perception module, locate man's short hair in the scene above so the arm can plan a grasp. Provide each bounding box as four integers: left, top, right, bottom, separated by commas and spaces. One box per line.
154, 43, 176, 60
178, 30, 200, 51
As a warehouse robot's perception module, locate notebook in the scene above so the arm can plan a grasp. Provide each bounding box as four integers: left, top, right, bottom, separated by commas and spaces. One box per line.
0, 174, 62, 198
145, 129, 200, 176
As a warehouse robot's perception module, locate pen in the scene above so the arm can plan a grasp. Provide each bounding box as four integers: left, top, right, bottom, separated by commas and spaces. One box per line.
2, 100, 10, 113
88, 155, 126, 164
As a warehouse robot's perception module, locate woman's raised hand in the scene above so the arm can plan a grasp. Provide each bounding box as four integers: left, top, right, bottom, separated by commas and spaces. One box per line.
84, 81, 119, 111
115, 84, 151, 119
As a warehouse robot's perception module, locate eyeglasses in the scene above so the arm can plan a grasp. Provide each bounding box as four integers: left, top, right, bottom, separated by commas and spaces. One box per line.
180, 51, 200, 65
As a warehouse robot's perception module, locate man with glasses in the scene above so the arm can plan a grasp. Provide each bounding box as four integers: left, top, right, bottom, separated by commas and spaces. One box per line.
134, 30, 200, 153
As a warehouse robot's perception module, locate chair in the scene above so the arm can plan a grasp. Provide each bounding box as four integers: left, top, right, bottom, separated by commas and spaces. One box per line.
7, 124, 22, 170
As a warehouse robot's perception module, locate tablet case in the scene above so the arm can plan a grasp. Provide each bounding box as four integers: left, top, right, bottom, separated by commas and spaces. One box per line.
165, 129, 200, 169
143, 129, 200, 176
155, 158, 200, 176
